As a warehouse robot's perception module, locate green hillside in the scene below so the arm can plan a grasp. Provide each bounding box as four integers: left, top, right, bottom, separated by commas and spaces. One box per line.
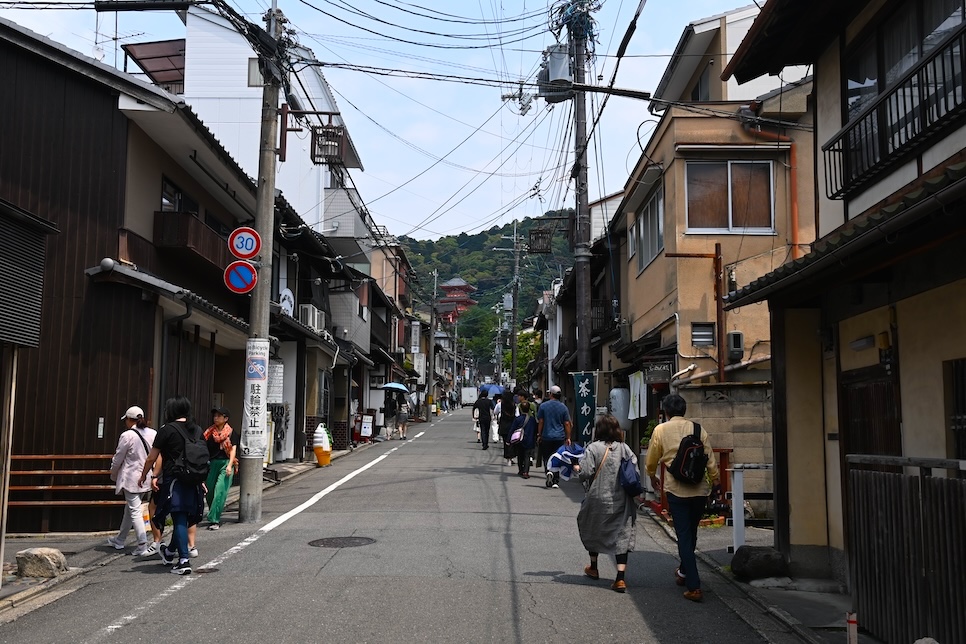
401, 210, 574, 363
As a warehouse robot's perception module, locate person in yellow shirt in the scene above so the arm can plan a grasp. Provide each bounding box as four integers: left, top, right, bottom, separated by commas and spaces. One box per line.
645, 394, 721, 602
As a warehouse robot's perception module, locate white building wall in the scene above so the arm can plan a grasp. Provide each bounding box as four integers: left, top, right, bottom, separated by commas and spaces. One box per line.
182, 8, 329, 228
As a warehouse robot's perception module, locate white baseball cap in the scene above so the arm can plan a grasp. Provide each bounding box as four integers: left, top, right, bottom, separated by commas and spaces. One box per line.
549, 385, 562, 395
121, 406, 144, 420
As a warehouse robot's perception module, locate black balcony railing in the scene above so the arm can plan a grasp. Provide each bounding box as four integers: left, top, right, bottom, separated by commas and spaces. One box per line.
823, 23, 966, 199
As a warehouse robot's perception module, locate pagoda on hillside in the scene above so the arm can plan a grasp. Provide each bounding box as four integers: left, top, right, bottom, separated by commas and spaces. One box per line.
438, 276, 478, 324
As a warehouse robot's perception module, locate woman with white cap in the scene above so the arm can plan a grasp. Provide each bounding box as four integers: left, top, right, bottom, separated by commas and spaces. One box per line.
108, 406, 157, 556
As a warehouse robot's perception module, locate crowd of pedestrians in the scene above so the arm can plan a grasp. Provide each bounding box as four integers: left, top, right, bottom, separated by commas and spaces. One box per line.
109, 396, 237, 576
467, 385, 721, 601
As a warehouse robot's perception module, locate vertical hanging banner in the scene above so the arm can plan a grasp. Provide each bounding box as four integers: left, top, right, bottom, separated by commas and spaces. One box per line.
572, 372, 596, 446
242, 338, 270, 458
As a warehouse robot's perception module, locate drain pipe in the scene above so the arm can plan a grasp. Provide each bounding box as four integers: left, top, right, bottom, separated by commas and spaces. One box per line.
670, 354, 771, 389
739, 102, 801, 260
159, 295, 193, 414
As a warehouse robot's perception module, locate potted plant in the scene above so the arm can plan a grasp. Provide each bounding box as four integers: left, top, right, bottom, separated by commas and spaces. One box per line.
640, 419, 658, 453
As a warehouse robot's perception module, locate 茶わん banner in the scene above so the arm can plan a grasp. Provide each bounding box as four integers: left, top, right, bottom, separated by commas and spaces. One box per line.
572, 372, 596, 445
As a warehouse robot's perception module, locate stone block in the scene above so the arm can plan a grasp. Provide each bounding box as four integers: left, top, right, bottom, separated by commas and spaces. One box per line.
731, 545, 788, 580
16, 547, 68, 578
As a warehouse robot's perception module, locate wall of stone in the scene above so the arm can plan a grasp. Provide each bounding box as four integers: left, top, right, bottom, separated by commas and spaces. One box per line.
680, 382, 773, 516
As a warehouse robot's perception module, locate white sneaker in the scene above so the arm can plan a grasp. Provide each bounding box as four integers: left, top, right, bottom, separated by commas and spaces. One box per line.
106, 536, 126, 550
504, 459, 511, 466
188, 547, 199, 558
141, 542, 160, 557
131, 543, 150, 556
552, 483, 560, 489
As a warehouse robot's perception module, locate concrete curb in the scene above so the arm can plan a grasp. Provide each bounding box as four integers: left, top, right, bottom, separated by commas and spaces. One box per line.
642, 509, 825, 644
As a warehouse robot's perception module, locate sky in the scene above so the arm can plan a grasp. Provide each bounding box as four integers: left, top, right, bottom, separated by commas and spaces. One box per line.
0, 0, 751, 240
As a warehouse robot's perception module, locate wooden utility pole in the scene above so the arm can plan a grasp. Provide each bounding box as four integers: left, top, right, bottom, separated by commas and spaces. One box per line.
239, 4, 282, 523
572, 19, 592, 373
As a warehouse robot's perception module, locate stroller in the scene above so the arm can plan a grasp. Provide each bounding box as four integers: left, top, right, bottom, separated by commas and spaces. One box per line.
545, 443, 585, 488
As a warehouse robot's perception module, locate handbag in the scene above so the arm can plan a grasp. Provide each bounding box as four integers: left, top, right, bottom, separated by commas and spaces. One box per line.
618, 451, 645, 497
508, 415, 528, 444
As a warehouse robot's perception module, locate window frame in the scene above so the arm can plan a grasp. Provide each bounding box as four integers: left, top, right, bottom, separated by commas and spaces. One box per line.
684, 160, 775, 234
840, 0, 966, 127
636, 184, 664, 273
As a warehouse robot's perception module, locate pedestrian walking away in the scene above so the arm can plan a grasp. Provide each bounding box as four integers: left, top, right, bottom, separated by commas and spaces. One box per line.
108, 406, 157, 556
509, 400, 537, 478
139, 395, 210, 575
645, 394, 721, 602
498, 392, 517, 466
536, 385, 572, 487
396, 394, 410, 440
472, 389, 493, 450
204, 407, 239, 530
574, 414, 640, 593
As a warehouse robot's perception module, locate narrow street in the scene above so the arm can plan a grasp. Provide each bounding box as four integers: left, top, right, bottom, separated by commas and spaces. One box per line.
0, 410, 799, 643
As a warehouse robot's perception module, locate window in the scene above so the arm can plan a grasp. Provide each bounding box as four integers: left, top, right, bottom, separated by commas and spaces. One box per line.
160, 177, 198, 214
318, 369, 331, 421
690, 65, 710, 101
692, 323, 715, 347
248, 58, 263, 87
686, 161, 773, 232
636, 186, 664, 271
842, 0, 965, 139
628, 216, 637, 258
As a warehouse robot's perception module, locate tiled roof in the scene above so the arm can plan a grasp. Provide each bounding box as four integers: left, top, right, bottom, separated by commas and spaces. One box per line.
726, 162, 966, 309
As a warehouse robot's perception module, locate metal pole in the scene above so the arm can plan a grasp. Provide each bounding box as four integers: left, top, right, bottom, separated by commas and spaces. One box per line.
714, 242, 726, 383
426, 269, 437, 419
510, 220, 520, 388
239, 5, 282, 523
573, 28, 592, 373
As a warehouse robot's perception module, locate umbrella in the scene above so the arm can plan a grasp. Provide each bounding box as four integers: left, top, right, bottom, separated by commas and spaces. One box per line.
480, 383, 504, 397
381, 382, 410, 394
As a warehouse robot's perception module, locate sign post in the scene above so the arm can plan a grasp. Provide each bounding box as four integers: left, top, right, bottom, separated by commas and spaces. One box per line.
242, 338, 270, 461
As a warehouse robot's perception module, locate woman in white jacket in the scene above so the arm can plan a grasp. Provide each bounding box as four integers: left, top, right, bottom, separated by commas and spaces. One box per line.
107, 406, 157, 555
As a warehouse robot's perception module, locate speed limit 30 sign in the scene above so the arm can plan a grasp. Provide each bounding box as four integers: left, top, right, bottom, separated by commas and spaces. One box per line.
228, 226, 261, 260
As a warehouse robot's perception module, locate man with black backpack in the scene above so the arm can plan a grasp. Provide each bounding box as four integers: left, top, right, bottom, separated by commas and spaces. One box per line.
644, 394, 721, 602
138, 395, 210, 575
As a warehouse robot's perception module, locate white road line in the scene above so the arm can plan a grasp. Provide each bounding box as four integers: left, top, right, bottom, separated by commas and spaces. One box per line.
90, 449, 396, 642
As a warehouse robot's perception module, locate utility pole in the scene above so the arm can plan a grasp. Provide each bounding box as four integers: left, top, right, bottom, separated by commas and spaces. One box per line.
571, 14, 592, 373
495, 221, 523, 388
239, 4, 283, 523
426, 269, 438, 420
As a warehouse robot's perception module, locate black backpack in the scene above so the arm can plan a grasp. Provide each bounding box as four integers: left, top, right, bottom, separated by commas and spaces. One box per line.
170, 422, 210, 484
668, 422, 709, 484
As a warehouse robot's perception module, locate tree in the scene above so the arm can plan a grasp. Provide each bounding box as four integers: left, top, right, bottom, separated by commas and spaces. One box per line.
503, 329, 540, 386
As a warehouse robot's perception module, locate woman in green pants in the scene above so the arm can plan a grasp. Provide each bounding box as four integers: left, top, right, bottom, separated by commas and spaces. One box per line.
204, 407, 239, 530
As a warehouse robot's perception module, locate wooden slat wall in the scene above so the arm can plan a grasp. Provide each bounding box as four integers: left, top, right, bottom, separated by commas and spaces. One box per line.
0, 41, 157, 531
849, 470, 966, 642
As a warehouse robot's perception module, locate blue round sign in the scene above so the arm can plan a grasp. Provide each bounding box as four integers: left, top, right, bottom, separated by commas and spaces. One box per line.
225, 260, 258, 294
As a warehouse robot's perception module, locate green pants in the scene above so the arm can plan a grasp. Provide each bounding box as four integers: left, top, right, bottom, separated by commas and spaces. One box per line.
205, 458, 233, 524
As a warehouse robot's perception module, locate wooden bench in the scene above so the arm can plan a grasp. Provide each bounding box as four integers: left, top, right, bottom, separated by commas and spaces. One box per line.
9, 455, 123, 531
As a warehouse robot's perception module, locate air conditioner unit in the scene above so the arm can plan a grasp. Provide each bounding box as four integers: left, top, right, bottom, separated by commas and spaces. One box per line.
299, 304, 326, 334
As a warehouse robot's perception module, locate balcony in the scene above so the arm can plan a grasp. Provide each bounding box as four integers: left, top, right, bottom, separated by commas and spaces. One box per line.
591, 299, 617, 334
823, 23, 966, 199
154, 211, 231, 271
370, 312, 390, 347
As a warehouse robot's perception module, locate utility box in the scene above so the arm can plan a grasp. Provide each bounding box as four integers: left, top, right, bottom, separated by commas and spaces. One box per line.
727, 331, 744, 363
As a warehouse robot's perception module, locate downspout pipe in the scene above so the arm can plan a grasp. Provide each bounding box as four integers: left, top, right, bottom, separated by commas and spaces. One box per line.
159, 296, 193, 415
739, 103, 801, 260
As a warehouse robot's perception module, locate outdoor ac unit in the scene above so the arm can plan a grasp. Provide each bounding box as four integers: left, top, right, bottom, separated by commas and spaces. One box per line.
299, 304, 326, 333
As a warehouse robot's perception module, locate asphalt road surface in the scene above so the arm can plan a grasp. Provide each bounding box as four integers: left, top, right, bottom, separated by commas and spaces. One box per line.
0, 410, 798, 643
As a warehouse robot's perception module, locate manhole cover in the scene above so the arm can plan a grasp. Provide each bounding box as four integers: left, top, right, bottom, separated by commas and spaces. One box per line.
308, 537, 375, 548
